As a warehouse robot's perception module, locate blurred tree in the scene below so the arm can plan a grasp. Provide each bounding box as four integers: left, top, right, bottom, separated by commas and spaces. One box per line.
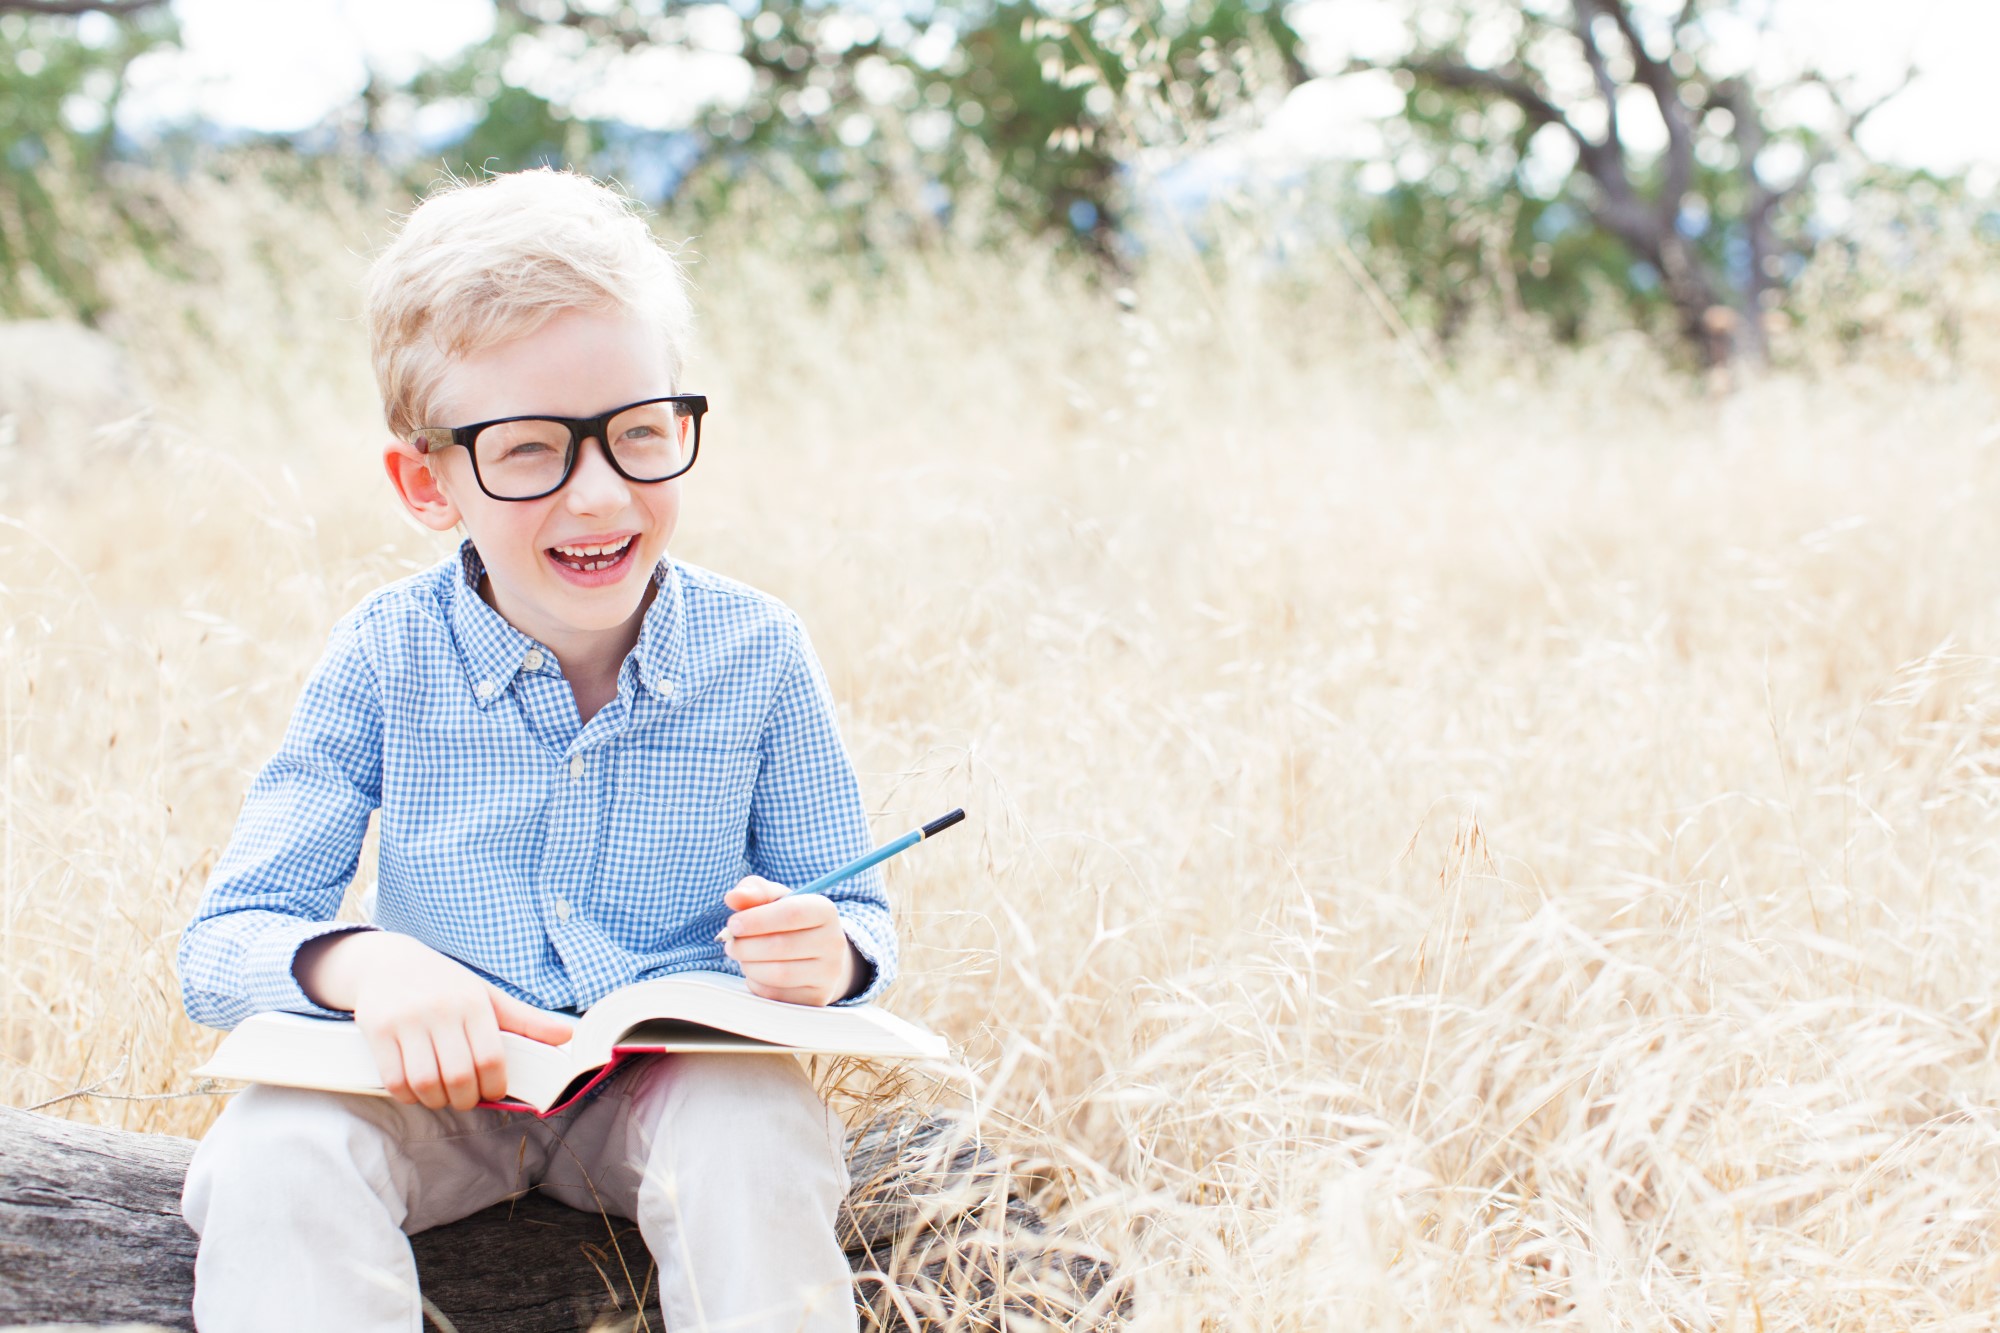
0, 2, 163, 13
942, 0, 1305, 247
405, 0, 1303, 255
1352, 0, 1911, 365
0, 1, 177, 320
407, 0, 914, 239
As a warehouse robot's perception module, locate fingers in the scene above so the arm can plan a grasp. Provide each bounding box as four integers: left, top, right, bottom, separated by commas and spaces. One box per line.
395, 1029, 446, 1110
365, 1014, 531, 1110
435, 1025, 485, 1112
345, 942, 561, 1110
723, 875, 791, 913
727, 912, 857, 1007
720, 887, 853, 1006
384, 1019, 485, 1111
364, 1025, 413, 1104
726, 925, 839, 963
464, 1012, 510, 1105
400, 1023, 484, 1111
492, 990, 577, 1046
743, 977, 835, 1006
721, 891, 836, 941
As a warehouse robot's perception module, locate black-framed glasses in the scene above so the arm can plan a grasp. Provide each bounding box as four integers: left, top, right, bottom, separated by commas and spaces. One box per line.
414, 394, 708, 502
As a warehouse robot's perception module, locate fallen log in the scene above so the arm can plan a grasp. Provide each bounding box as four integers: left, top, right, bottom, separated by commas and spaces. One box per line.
0, 1104, 1126, 1331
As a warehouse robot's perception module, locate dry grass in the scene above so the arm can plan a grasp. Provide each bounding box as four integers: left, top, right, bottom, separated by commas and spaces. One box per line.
6, 166, 2000, 1329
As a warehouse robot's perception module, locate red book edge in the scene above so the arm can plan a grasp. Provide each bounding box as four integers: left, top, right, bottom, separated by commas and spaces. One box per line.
473, 1043, 674, 1119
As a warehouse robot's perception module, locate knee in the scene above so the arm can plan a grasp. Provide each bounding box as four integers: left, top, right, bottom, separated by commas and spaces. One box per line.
184, 1085, 407, 1230
633, 1054, 832, 1135
201, 1084, 398, 1161
625, 1055, 847, 1187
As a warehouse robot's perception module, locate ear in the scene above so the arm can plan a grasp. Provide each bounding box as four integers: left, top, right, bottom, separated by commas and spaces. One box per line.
383, 437, 464, 532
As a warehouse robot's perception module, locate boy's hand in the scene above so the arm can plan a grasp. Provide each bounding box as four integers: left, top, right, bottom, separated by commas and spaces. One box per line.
294, 931, 575, 1111
720, 876, 865, 1006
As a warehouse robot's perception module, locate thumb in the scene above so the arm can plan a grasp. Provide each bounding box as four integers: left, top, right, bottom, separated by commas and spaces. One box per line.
491, 990, 577, 1046
724, 875, 791, 912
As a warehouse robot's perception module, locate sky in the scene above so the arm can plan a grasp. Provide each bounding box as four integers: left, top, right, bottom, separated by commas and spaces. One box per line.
112, 0, 2000, 184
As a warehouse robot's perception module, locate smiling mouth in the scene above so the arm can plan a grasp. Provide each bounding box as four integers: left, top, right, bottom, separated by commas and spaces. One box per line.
546, 537, 636, 573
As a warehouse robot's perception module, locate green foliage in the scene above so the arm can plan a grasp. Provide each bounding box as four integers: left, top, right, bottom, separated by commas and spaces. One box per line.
0, 0, 1304, 294
987, 0, 1304, 240
4, 0, 1986, 374
1359, 81, 1656, 344
429, 79, 585, 176
405, 0, 1303, 256
952, 3, 1113, 240
0, 6, 177, 321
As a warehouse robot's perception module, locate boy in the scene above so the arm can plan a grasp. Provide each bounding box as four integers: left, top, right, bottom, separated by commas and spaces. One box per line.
176, 169, 893, 1333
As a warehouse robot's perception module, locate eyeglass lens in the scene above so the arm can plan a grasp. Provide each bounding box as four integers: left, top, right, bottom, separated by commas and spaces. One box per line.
473, 402, 695, 498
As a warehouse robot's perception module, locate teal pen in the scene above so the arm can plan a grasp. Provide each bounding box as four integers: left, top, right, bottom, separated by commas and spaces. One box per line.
715, 808, 965, 942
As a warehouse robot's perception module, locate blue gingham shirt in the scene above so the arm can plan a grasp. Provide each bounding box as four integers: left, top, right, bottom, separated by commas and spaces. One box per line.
179, 541, 896, 1028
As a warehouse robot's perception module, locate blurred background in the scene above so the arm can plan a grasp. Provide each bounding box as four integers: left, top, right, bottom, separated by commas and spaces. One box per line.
2, 0, 1995, 371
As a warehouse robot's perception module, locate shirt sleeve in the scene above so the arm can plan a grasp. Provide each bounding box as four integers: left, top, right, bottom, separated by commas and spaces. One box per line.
177, 613, 385, 1029
744, 619, 898, 1005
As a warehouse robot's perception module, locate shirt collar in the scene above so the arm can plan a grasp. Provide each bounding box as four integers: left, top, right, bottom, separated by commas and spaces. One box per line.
448, 539, 687, 709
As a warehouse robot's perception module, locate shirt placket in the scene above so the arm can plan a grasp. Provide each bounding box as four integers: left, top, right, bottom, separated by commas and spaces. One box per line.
519, 662, 635, 1010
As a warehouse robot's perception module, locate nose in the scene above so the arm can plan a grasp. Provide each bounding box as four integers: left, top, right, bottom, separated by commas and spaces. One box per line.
563, 435, 631, 513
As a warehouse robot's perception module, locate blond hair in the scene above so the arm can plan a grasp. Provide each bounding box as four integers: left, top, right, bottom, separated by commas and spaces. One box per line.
365, 169, 693, 440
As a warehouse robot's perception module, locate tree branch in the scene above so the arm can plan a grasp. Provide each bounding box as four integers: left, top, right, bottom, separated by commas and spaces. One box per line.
1561, 2, 1662, 238
0, 0, 166, 13
1598, 0, 1696, 213
1570, 0, 1622, 147
1364, 57, 1577, 143
1373, 53, 1655, 256
1724, 78, 1769, 195
1749, 65, 1917, 217
1824, 64, 1919, 135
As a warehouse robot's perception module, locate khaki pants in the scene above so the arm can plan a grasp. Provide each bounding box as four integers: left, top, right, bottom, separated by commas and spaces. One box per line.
181, 1052, 857, 1333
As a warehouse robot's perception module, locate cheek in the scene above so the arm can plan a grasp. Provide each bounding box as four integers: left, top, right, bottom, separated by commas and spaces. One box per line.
458, 498, 548, 562
650, 483, 683, 537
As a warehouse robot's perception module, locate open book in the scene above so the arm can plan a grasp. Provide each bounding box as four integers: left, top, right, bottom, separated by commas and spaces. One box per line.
194, 971, 949, 1117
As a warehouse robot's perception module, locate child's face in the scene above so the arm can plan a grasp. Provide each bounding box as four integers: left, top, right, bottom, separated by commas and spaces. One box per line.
387, 307, 684, 660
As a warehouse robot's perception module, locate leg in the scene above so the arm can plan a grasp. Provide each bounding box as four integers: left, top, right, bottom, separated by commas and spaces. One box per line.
546, 1054, 857, 1333
181, 1084, 549, 1333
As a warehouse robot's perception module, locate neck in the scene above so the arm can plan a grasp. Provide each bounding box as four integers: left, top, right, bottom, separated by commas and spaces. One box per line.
479, 573, 658, 693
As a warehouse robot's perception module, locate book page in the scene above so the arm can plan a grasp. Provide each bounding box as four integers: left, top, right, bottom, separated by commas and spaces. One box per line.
614, 1018, 785, 1051
575, 971, 948, 1059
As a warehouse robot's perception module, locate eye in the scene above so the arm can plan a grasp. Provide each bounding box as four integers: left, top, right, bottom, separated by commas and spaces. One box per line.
619, 425, 660, 441
501, 441, 556, 459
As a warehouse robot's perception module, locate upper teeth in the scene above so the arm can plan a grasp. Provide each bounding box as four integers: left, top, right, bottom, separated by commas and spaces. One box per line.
554, 539, 629, 557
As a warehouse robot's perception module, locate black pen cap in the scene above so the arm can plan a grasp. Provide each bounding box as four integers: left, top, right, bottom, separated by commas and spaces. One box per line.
920, 808, 966, 839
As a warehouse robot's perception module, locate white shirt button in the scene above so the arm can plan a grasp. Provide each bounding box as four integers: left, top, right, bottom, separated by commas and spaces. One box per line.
569, 755, 585, 779
654, 677, 675, 698
475, 680, 497, 699
523, 650, 544, 672
554, 896, 571, 922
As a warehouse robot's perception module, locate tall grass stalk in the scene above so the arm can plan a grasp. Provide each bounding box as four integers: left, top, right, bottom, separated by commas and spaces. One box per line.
4, 165, 2000, 1327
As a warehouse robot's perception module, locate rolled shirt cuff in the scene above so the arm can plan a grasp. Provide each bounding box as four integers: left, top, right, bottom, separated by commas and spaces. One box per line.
254, 920, 379, 1022
835, 917, 896, 1006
